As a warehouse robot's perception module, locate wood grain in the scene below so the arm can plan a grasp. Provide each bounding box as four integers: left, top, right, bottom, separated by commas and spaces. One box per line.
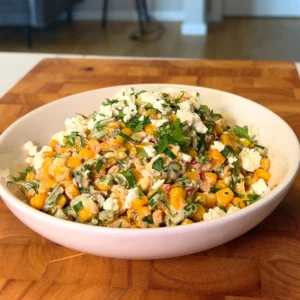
0, 58, 299, 300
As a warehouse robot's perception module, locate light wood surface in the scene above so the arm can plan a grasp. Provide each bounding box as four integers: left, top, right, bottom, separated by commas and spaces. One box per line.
1, 18, 300, 61
0, 58, 299, 300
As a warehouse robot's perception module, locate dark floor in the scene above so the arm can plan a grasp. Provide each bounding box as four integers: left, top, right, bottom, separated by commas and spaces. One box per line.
1, 18, 300, 61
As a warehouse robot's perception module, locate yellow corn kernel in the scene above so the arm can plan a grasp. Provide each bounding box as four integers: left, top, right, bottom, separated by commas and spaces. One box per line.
245, 176, 259, 188
78, 148, 94, 160
132, 198, 148, 211
52, 166, 72, 182
98, 182, 112, 191
192, 204, 205, 222
65, 184, 80, 199
209, 149, 225, 164
87, 139, 101, 154
260, 158, 270, 171
131, 224, 138, 228
144, 123, 156, 135
205, 172, 217, 186
30, 193, 47, 210
138, 206, 151, 217
25, 172, 35, 181
57, 195, 67, 207
221, 134, 231, 146
232, 197, 245, 208
132, 168, 143, 182
216, 180, 227, 189
187, 149, 197, 159
124, 141, 135, 150
53, 156, 67, 167
39, 178, 57, 193
169, 187, 187, 210
78, 208, 94, 222
101, 141, 111, 149
181, 219, 193, 225
106, 122, 120, 135
171, 114, 177, 122
121, 127, 133, 136
50, 139, 58, 150
110, 135, 124, 147
146, 109, 158, 118
196, 192, 217, 208
253, 168, 271, 182
42, 151, 57, 158
242, 139, 251, 147
104, 158, 117, 169
42, 157, 53, 169
215, 125, 223, 135
215, 188, 234, 206
67, 156, 82, 169
185, 171, 200, 181
116, 148, 128, 160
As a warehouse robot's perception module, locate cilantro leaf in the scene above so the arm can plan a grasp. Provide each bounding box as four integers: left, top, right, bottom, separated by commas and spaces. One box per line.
142, 215, 153, 224
152, 157, 164, 171
125, 115, 150, 133
170, 119, 191, 146
120, 169, 136, 188
136, 147, 148, 159
234, 125, 251, 140
221, 146, 234, 157
155, 135, 169, 154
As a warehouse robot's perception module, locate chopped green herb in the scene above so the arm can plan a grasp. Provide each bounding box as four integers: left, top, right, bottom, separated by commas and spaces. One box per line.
135, 90, 147, 99
125, 115, 150, 132
142, 215, 153, 224
73, 201, 83, 213
234, 125, 251, 140
152, 157, 164, 171
136, 147, 148, 159
165, 149, 176, 159
64, 132, 85, 148
120, 169, 136, 188
219, 206, 227, 212
221, 146, 234, 157
210, 187, 220, 193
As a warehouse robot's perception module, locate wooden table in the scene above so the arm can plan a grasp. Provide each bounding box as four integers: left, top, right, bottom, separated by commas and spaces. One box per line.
0, 58, 299, 300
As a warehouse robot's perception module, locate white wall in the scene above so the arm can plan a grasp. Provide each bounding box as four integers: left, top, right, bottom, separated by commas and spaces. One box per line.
73, 0, 184, 21
224, 0, 300, 17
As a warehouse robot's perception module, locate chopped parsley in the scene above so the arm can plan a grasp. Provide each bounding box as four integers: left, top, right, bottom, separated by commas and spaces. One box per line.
152, 157, 164, 171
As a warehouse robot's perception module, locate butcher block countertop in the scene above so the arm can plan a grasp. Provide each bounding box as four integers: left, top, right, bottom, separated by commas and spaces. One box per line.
0, 57, 299, 300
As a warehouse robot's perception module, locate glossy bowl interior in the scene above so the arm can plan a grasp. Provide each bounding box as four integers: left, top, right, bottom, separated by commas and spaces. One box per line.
0, 84, 299, 259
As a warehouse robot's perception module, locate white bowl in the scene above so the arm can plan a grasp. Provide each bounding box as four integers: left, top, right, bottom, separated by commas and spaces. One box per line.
0, 84, 299, 259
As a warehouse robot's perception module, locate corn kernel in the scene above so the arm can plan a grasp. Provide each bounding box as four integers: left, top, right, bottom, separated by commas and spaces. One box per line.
260, 158, 270, 171
221, 134, 231, 146
254, 168, 271, 182
232, 197, 245, 208
87, 139, 101, 154
138, 206, 151, 217
50, 139, 58, 150
192, 204, 205, 222
181, 219, 193, 225
78, 208, 94, 222
25, 172, 35, 181
216, 180, 227, 189
57, 195, 67, 207
30, 193, 47, 210
121, 127, 133, 136
205, 172, 217, 186
209, 149, 225, 164
185, 171, 200, 181
215, 188, 234, 206
169, 187, 187, 210
132, 197, 148, 211
145, 123, 156, 135
67, 156, 82, 169
78, 148, 94, 160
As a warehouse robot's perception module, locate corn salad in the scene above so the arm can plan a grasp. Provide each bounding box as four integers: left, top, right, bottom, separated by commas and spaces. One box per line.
10, 88, 272, 228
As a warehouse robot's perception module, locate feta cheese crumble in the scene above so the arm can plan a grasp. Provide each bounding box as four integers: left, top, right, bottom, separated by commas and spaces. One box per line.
227, 206, 241, 214
249, 126, 260, 141
24, 141, 37, 156
152, 179, 165, 190
64, 115, 87, 135
211, 141, 225, 152
144, 145, 157, 158
151, 119, 168, 128
239, 148, 262, 172
203, 207, 226, 221
103, 197, 119, 212
124, 187, 139, 209
181, 153, 192, 162
32, 146, 52, 171
251, 178, 270, 196
228, 154, 238, 168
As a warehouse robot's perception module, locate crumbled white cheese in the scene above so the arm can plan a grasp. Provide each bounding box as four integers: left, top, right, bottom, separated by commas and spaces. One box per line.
32, 146, 52, 171
139, 115, 145, 121
152, 179, 165, 190
139, 92, 171, 114
176, 100, 208, 134
26, 157, 33, 164
228, 154, 238, 168
239, 148, 262, 172
182, 153, 192, 162
64, 115, 87, 135
144, 145, 157, 158
251, 178, 270, 196
150, 119, 168, 128
190, 90, 201, 110
123, 106, 138, 122
24, 141, 38, 156
103, 197, 119, 212
87, 119, 95, 130
227, 206, 241, 215
203, 207, 226, 221
211, 141, 225, 152
249, 126, 260, 141
124, 187, 139, 209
